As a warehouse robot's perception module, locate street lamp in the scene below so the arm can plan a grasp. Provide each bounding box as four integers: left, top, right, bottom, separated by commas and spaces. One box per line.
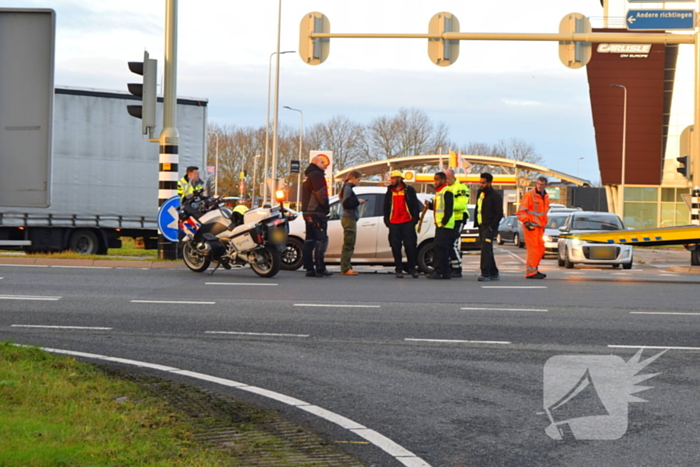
576, 157, 584, 178
207, 131, 220, 196
251, 154, 261, 206
611, 84, 627, 220
283, 106, 303, 208
263, 49, 295, 205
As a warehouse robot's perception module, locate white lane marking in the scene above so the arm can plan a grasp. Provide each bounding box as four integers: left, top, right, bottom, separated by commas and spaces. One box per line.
26, 346, 431, 467
504, 250, 526, 264
206, 282, 278, 286
11, 324, 112, 330
294, 304, 381, 308
0, 295, 61, 301
481, 286, 547, 289
461, 307, 548, 313
131, 300, 216, 305
405, 338, 511, 345
205, 331, 309, 338
0, 277, 3, 279
609, 344, 700, 351
631, 311, 700, 316
0, 264, 49, 268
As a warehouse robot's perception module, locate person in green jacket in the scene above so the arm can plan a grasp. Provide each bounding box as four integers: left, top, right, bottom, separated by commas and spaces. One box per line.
445, 169, 470, 278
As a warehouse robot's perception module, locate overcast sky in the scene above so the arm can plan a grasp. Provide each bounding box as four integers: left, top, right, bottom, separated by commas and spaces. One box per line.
4, 0, 620, 183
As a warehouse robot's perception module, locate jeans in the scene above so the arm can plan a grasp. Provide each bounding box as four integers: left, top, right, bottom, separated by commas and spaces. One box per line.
388, 221, 418, 273
303, 214, 329, 273
340, 216, 357, 273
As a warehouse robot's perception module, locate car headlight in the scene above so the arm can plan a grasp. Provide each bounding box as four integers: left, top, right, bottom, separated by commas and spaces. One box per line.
543, 235, 552, 242
572, 238, 583, 247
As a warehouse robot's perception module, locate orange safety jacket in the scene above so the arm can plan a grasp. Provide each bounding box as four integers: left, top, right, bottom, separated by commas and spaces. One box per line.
517, 188, 550, 228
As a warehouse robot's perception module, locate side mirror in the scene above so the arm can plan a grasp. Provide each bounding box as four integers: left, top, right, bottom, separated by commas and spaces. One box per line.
558, 226, 568, 232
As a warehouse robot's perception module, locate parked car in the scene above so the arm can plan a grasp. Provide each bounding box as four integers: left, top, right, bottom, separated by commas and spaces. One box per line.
542, 213, 572, 256
282, 187, 439, 273
557, 211, 633, 269
460, 205, 481, 251
496, 215, 520, 245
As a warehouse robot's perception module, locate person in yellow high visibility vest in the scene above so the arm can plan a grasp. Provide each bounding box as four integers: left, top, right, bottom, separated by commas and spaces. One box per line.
427, 172, 455, 279
445, 169, 470, 278
177, 166, 205, 201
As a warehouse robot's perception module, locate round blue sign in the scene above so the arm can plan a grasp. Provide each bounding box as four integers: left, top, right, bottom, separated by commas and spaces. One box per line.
157, 195, 181, 242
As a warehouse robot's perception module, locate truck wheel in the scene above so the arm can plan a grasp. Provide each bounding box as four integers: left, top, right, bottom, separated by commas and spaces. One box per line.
281, 237, 303, 271
417, 242, 435, 275
250, 244, 281, 278
69, 230, 100, 255
182, 241, 210, 273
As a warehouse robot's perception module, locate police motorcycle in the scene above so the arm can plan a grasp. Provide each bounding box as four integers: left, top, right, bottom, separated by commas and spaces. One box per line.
179, 190, 293, 277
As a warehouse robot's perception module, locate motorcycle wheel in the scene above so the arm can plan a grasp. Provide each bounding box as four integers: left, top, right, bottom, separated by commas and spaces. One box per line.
182, 241, 211, 273
250, 244, 281, 278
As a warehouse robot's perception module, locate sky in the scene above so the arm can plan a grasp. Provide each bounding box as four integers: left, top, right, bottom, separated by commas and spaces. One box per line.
3, 0, 620, 184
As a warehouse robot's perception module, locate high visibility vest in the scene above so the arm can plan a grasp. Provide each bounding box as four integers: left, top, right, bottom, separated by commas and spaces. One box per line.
517, 188, 549, 228
447, 180, 469, 222
178, 177, 204, 200
434, 186, 455, 229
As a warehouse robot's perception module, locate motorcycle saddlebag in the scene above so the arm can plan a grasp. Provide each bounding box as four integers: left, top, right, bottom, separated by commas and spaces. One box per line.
230, 224, 262, 252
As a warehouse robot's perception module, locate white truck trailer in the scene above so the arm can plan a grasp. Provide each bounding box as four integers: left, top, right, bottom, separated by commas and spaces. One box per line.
0, 86, 207, 254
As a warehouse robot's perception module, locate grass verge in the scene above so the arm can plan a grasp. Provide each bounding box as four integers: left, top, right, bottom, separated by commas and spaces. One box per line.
0, 342, 364, 467
0, 237, 167, 261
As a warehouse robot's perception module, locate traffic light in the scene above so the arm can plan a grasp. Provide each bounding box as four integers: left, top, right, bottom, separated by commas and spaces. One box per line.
127, 51, 157, 137
299, 12, 330, 65
677, 155, 690, 179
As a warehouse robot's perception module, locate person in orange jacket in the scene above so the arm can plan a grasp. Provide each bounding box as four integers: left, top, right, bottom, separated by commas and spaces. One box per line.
517, 176, 550, 279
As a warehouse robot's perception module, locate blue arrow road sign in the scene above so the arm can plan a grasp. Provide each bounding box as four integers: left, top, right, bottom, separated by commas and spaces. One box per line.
157, 195, 181, 242
626, 10, 696, 31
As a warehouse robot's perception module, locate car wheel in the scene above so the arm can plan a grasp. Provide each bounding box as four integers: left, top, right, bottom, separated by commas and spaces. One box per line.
564, 248, 574, 269
496, 233, 504, 245
280, 237, 303, 271
417, 242, 434, 275
612, 263, 620, 268
622, 256, 633, 270
557, 249, 565, 267
513, 233, 522, 248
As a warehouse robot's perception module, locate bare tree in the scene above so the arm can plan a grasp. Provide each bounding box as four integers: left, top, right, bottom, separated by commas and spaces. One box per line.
305, 115, 365, 171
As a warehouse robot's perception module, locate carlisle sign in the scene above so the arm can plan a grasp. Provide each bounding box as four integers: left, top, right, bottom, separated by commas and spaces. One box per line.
597, 44, 652, 54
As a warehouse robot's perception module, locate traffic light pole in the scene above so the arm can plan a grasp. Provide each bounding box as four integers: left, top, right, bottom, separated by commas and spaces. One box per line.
158, 0, 180, 260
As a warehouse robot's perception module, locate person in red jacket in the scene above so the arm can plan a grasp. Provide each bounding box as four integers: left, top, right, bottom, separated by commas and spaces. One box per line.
517, 176, 550, 279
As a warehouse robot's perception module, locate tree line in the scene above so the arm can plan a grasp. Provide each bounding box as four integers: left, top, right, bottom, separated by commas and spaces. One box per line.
206, 107, 543, 198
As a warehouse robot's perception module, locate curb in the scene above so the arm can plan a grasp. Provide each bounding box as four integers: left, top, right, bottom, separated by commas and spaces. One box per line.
0, 257, 187, 269
666, 266, 700, 274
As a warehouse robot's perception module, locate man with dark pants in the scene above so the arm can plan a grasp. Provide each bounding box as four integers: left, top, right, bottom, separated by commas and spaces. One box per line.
301, 156, 332, 277
427, 172, 455, 280
445, 168, 469, 278
383, 170, 420, 278
474, 173, 504, 281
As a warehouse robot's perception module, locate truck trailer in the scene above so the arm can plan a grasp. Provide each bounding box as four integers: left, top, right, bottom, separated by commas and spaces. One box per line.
0, 86, 207, 254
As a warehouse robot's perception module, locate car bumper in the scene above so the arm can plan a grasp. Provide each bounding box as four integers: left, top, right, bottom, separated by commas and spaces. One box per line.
460, 236, 481, 251
567, 244, 633, 264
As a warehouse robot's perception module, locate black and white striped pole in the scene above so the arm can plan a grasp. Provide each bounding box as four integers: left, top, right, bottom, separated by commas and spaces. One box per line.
692, 187, 700, 226
157, 0, 180, 260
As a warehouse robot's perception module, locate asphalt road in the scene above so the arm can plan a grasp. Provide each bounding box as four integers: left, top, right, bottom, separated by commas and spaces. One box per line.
2, 245, 700, 467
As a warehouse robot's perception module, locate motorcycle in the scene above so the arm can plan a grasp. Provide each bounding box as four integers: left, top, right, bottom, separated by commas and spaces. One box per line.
178, 190, 293, 277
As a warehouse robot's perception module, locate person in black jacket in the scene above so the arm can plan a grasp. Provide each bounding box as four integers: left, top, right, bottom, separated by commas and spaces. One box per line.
382, 170, 420, 278
473, 173, 504, 281
301, 156, 332, 277
339, 170, 365, 275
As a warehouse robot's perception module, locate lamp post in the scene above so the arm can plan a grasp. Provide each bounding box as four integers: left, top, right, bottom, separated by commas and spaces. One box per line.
251, 154, 261, 207
283, 106, 303, 208
576, 157, 584, 178
263, 49, 295, 206
207, 131, 220, 196
611, 84, 627, 220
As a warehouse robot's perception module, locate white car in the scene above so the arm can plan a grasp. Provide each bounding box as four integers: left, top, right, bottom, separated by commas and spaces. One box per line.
282, 187, 439, 273
557, 211, 633, 269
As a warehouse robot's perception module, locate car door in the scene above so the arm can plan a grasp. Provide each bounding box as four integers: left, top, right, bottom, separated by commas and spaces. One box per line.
324, 199, 345, 260
355, 194, 382, 259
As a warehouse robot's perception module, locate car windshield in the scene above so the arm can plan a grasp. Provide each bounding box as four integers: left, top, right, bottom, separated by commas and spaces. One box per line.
572, 214, 623, 231
546, 216, 569, 229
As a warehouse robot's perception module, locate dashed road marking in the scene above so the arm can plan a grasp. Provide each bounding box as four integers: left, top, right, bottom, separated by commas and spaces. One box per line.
206, 282, 278, 286
461, 307, 548, 312
0, 295, 61, 301
205, 331, 309, 338
294, 304, 380, 308
481, 286, 547, 289
609, 344, 700, 351
11, 324, 112, 330
405, 338, 511, 345
131, 300, 216, 305
631, 311, 700, 316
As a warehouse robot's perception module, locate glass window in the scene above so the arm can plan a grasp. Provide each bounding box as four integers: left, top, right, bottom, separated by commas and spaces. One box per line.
328, 201, 342, 220
623, 203, 658, 229
677, 202, 690, 225
661, 188, 676, 202
660, 202, 676, 227
546, 215, 569, 229
677, 188, 690, 203
572, 214, 623, 231
625, 187, 658, 202
357, 194, 377, 219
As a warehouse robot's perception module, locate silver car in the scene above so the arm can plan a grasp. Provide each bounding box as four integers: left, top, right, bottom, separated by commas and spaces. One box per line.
282, 187, 438, 273
542, 213, 571, 256
557, 212, 633, 269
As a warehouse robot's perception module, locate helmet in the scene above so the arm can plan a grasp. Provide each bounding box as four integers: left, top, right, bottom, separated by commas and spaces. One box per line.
389, 170, 404, 178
